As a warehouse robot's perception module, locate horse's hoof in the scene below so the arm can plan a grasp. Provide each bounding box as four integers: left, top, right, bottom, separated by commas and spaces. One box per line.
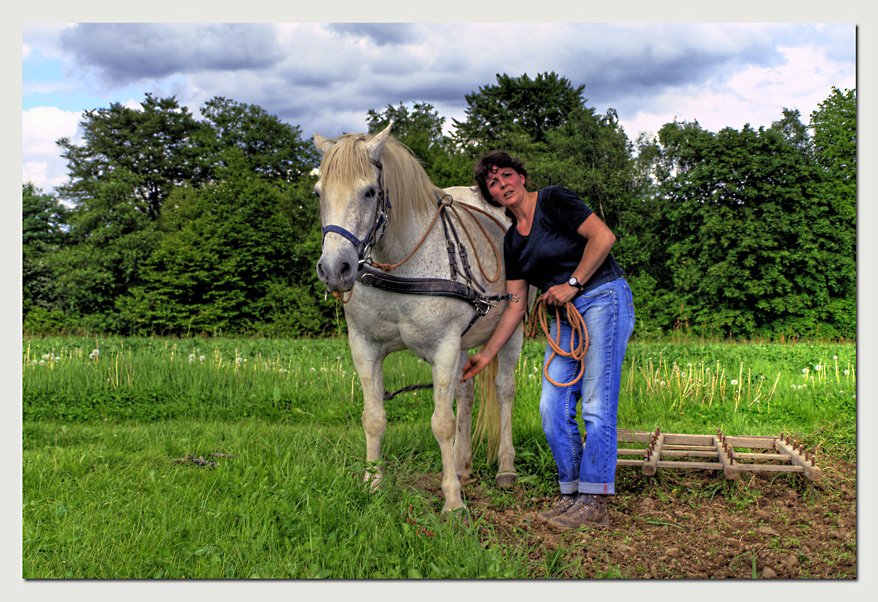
458, 474, 477, 486
441, 506, 471, 525
495, 471, 519, 489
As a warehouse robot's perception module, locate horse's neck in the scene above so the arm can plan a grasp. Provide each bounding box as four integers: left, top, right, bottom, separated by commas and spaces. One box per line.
373, 192, 442, 269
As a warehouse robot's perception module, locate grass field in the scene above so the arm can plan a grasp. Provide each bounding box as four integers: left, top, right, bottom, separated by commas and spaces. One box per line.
22, 335, 856, 578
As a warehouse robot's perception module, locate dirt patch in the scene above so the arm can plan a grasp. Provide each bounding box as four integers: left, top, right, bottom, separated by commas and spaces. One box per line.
410, 457, 856, 579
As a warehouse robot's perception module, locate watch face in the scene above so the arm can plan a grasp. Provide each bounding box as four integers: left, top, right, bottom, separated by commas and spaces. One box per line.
568, 277, 578, 287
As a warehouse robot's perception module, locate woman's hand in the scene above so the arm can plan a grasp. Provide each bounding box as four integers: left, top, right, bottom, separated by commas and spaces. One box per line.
543, 283, 579, 306
461, 351, 494, 382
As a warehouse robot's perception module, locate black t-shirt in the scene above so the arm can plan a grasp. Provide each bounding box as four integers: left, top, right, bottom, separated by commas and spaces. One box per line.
503, 186, 625, 293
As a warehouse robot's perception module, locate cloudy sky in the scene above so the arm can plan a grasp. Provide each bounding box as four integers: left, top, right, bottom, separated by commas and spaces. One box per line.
21, 20, 856, 193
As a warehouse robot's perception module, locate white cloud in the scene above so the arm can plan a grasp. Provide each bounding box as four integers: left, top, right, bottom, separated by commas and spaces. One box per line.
22, 106, 80, 191
618, 41, 856, 140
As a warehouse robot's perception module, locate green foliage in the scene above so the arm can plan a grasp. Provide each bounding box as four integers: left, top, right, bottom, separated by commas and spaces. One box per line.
367, 101, 472, 187
22, 82, 855, 341
118, 174, 329, 336
22, 183, 69, 317
199, 96, 319, 182
640, 113, 855, 340
56, 94, 205, 222
453, 71, 585, 149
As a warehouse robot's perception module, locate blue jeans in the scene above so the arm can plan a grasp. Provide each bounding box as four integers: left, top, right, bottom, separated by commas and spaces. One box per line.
538, 278, 635, 496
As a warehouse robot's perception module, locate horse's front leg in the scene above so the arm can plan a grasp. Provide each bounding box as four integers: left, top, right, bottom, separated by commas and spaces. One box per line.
348, 334, 386, 489
431, 344, 466, 514
494, 323, 524, 488
453, 349, 475, 485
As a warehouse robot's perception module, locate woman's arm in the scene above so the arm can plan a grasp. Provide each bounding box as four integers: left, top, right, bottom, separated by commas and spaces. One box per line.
541, 213, 616, 306
460, 278, 529, 381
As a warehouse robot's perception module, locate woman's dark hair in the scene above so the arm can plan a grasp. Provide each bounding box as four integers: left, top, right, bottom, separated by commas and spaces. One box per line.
474, 151, 527, 208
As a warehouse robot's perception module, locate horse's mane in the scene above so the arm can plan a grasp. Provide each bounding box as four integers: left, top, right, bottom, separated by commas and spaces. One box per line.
319, 133, 444, 243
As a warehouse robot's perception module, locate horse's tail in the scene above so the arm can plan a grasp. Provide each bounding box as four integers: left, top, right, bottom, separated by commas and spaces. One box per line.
473, 354, 500, 465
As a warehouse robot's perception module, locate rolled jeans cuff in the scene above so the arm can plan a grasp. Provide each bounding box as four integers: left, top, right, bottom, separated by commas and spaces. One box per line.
559, 480, 579, 495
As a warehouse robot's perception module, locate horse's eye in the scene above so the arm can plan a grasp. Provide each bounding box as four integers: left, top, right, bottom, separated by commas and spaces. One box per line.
313, 185, 321, 197
364, 187, 377, 199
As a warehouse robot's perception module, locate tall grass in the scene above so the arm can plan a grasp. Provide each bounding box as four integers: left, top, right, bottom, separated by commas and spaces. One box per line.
22, 335, 856, 578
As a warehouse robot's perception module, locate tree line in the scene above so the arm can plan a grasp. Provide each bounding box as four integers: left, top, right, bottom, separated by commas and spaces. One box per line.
22, 74, 856, 340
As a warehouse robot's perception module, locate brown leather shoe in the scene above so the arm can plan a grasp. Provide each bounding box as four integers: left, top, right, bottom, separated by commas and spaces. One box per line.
536, 494, 578, 523
548, 494, 609, 530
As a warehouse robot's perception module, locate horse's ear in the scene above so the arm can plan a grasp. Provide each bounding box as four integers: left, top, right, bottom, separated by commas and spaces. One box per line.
314, 133, 334, 155
365, 121, 393, 164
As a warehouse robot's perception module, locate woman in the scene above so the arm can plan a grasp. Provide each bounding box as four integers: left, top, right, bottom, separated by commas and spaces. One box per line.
461, 151, 635, 530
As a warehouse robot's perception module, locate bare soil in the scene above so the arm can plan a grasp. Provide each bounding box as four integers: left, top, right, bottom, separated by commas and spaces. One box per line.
411, 456, 856, 579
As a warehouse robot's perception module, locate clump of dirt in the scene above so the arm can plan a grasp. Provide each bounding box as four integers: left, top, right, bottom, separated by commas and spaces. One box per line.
412, 456, 856, 579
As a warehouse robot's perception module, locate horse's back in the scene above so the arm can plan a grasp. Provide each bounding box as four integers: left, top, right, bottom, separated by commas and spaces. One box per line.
444, 186, 510, 226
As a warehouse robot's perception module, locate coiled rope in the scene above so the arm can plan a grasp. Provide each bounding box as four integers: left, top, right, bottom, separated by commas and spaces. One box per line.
525, 294, 589, 387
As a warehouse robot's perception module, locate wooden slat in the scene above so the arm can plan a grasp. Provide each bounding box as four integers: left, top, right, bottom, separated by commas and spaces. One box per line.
663, 433, 715, 446
658, 449, 722, 459
663, 444, 716, 452
655, 460, 722, 470
733, 452, 791, 461
735, 464, 805, 473
616, 430, 652, 443
725, 435, 778, 449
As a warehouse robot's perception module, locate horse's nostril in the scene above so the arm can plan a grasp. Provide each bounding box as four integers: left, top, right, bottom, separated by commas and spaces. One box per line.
339, 261, 353, 280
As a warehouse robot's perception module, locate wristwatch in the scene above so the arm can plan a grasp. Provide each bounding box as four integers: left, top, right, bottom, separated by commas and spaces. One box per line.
567, 276, 584, 291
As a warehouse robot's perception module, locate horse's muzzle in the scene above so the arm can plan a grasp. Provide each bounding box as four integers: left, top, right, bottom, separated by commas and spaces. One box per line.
316, 249, 359, 292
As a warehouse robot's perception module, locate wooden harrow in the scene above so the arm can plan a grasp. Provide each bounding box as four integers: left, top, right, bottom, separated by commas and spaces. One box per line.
616, 428, 821, 482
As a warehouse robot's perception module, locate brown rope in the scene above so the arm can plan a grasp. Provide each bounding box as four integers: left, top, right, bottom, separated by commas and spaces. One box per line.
448, 203, 501, 283
525, 294, 589, 387
369, 197, 449, 272
332, 290, 354, 303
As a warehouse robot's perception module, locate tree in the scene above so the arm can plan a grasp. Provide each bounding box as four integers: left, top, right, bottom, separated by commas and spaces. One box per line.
199, 97, 319, 183
57, 94, 205, 223
47, 93, 326, 333
452, 72, 586, 151
810, 87, 856, 226
366, 101, 472, 187
808, 87, 857, 335
118, 158, 329, 336
652, 115, 853, 339
22, 183, 73, 331
771, 108, 810, 152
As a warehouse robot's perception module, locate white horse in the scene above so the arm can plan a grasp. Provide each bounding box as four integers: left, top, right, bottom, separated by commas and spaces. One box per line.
313, 124, 527, 514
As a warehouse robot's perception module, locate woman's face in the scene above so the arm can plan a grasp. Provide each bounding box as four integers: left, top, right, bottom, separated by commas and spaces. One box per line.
485, 165, 526, 206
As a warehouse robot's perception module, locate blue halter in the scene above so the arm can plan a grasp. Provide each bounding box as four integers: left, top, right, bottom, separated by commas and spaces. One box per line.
320, 161, 390, 266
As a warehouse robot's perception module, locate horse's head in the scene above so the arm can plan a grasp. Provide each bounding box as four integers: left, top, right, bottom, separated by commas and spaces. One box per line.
313, 123, 393, 292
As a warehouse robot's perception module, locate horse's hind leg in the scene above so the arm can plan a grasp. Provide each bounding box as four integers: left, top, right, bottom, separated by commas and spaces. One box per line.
348, 334, 387, 489
494, 323, 524, 488
453, 349, 475, 485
